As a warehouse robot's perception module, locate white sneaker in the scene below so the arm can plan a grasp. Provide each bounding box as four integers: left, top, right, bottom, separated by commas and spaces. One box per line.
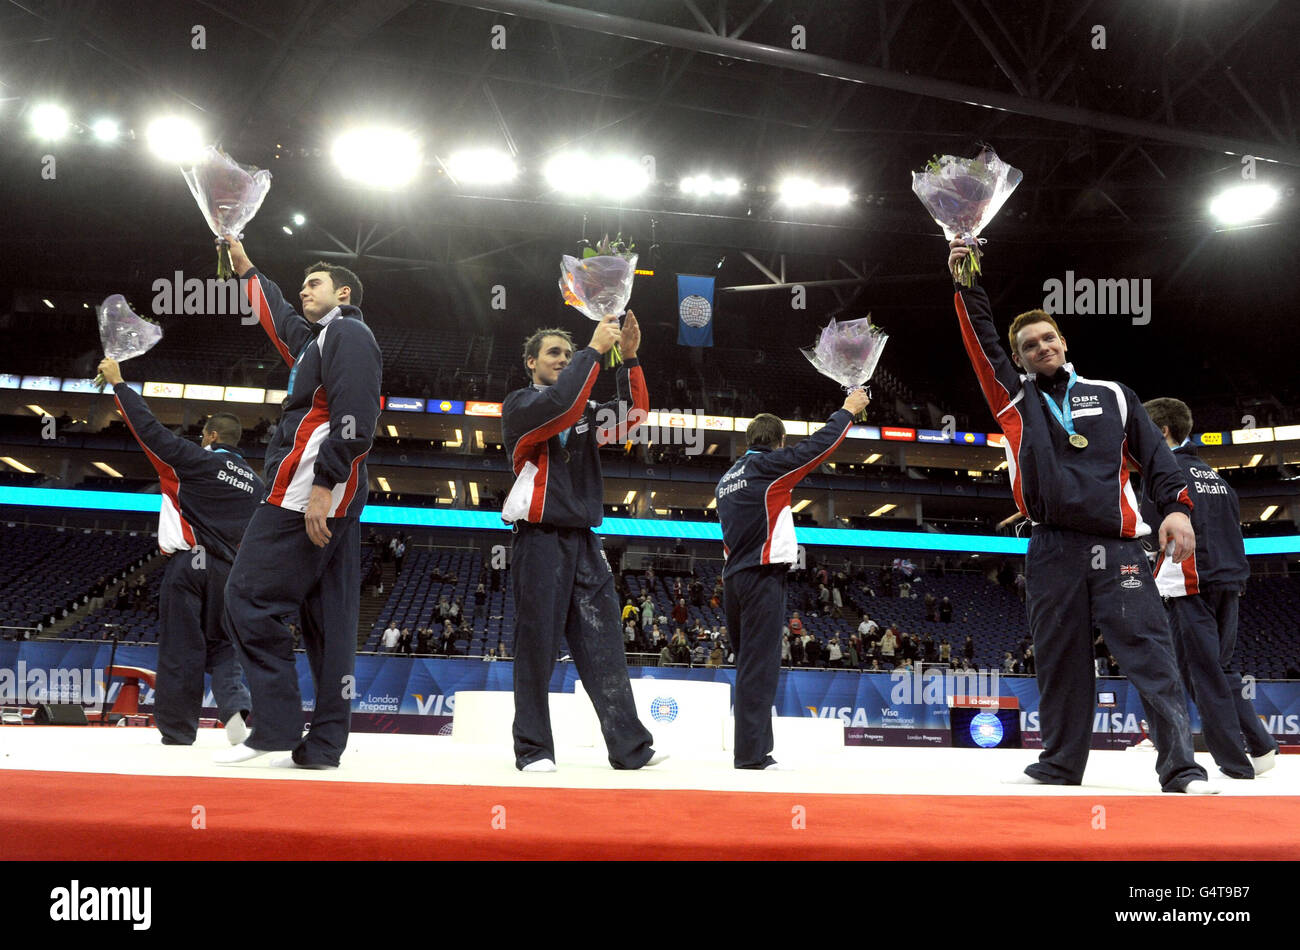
213, 743, 285, 765
1181, 780, 1220, 795
521, 758, 557, 773
1252, 750, 1276, 775
224, 712, 249, 746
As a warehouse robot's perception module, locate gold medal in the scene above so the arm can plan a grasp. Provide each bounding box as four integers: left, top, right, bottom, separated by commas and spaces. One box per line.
1069, 433, 1088, 449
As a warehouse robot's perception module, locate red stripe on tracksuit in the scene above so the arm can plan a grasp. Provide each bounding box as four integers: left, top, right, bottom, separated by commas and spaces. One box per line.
596, 365, 649, 444
1118, 438, 1139, 537
247, 275, 295, 367
334, 451, 369, 518
955, 292, 1029, 520
760, 426, 849, 564
114, 394, 196, 550
267, 387, 329, 506
510, 362, 601, 523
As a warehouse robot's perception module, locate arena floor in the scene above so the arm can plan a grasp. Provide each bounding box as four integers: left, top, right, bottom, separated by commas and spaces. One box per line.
1, 727, 1296, 860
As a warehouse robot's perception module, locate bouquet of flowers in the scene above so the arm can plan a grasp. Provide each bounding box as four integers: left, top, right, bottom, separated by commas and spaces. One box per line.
911, 147, 1022, 286
560, 235, 637, 368
800, 315, 888, 420
181, 146, 272, 278
94, 294, 162, 388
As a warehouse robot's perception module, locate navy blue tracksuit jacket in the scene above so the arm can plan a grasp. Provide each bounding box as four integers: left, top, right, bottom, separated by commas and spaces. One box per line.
717, 409, 854, 577
242, 267, 381, 518
954, 279, 1205, 791
112, 383, 262, 559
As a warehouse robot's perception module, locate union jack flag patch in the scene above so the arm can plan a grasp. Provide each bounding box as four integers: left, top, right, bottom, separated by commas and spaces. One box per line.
1120, 564, 1141, 575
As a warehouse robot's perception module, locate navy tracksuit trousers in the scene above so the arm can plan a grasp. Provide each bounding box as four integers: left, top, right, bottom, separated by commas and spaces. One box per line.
224, 504, 360, 767
1026, 526, 1206, 791
724, 564, 788, 769
1167, 587, 1278, 778
155, 552, 251, 744
509, 523, 654, 770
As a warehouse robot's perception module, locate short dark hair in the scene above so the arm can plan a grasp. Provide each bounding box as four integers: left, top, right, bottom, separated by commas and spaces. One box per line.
746, 413, 785, 448
523, 328, 574, 368
304, 261, 363, 306
204, 412, 243, 445
1143, 397, 1193, 444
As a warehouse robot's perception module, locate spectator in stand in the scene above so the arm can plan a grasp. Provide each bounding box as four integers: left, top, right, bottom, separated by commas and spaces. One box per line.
788, 630, 804, 667
897, 656, 914, 673
1022, 645, 1036, 675
436, 595, 451, 623
1003, 652, 1018, 674
1107, 655, 1121, 677
398, 627, 413, 655
924, 593, 938, 622
826, 635, 843, 669
1015, 571, 1027, 604
1094, 630, 1109, 677
382, 622, 399, 653
964, 634, 976, 662
624, 618, 638, 651
668, 629, 691, 665
640, 595, 655, 637
474, 583, 487, 626
495, 644, 510, 660
867, 658, 882, 672
416, 627, 431, 654
818, 583, 831, 613
658, 641, 673, 666
805, 634, 822, 669
707, 640, 725, 668
898, 579, 911, 599
449, 597, 462, 625
847, 636, 861, 669
710, 578, 724, 609
364, 559, 383, 595
880, 627, 898, 665
781, 628, 793, 666
940, 597, 953, 622
672, 598, 689, 627
691, 633, 710, 666
650, 624, 664, 650
621, 598, 639, 628
394, 536, 406, 575
441, 621, 457, 656
939, 638, 952, 662
858, 613, 878, 642
789, 611, 804, 641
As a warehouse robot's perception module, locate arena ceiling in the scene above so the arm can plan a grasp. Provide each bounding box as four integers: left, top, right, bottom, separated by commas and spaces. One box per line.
2, 0, 1299, 414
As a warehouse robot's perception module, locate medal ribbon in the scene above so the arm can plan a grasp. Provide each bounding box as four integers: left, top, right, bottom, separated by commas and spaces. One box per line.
1041, 369, 1079, 439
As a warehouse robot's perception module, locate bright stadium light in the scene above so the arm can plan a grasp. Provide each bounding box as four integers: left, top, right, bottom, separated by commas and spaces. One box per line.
1, 457, 36, 474
146, 115, 204, 163
1209, 183, 1278, 225
545, 154, 648, 198
30, 103, 70, 141
332, 127, 422, 188
819, 185, 851, 207
91, 117, 120, 142
681, 173, 741, 198
447, 148, 517, 185
292, 213, 306, 226
779, 176, 819, 206
1261, 505, 1278, 521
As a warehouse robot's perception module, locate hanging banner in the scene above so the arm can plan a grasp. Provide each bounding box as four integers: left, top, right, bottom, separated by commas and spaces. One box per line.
677, 274, 715, 347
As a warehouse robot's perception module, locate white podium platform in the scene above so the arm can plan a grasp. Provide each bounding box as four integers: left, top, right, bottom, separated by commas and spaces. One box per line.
451, 683, 845, 759
574, 678, 730, 752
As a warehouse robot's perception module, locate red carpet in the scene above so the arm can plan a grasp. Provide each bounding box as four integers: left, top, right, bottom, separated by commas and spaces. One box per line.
2, 770, 1298, 859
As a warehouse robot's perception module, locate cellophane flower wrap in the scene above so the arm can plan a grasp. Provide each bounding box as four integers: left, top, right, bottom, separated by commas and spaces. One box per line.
559, 247, 637, 368
181, 146, 272, 278
94, 294, 162, 387
800, 316, 888, 420
911, 148, 1022, 286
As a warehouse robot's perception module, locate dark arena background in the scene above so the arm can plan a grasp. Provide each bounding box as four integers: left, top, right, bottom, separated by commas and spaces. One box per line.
1, 0, 1298, 909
